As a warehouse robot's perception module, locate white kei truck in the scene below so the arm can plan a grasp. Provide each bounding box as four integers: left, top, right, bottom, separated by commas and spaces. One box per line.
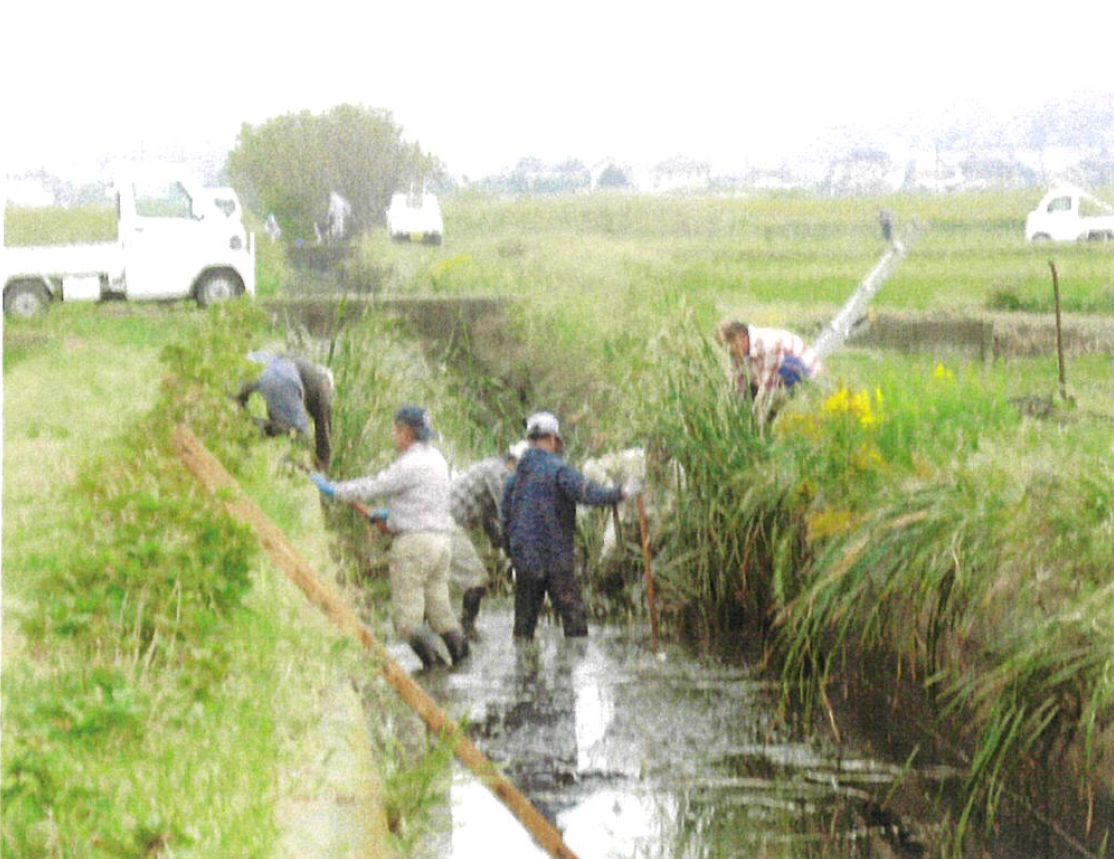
1025, 184, 1114, 243
2, 177, 255, 318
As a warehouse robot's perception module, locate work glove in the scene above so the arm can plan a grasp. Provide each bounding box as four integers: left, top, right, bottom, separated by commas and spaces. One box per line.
367, 507, 389, 535
309, 472, 336, 499
621, 478, 644, 499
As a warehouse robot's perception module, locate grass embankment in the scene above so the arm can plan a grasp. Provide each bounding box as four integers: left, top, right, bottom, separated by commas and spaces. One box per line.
343, 191, 1114, 851
0, 304, 455, 857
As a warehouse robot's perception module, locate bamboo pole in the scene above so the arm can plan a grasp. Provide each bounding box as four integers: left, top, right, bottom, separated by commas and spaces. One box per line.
171, 424, 581, 859
636, 495, 659, 653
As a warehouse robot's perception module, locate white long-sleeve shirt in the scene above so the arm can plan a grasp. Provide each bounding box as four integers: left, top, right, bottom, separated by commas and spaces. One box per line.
332, 442, 453, 534
736, 326, 822, 396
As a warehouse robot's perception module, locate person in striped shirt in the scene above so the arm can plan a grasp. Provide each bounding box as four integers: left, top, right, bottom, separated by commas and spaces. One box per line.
717, 320, 822, 405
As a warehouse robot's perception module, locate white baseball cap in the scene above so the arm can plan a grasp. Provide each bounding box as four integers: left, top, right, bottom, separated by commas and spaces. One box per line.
524, 411, 561, 440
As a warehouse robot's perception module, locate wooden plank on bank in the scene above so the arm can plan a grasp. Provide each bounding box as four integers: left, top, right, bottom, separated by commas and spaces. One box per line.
171, 424, 581, 859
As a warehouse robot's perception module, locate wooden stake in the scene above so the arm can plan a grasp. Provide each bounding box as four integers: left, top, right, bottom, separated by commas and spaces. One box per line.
636, 495, 659, 653
171, 424, 581, 859
1049, 259, 1068, 401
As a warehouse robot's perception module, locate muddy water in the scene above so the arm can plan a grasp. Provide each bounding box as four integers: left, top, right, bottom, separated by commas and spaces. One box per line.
387, 601, 984, 859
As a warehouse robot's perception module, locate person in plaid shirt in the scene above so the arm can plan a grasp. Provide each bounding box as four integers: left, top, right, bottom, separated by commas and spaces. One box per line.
717, 320, 822, 406
449, 441, 529, 638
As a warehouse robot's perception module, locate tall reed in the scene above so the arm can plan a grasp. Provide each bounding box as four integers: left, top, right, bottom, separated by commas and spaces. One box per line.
635, 311, 801, 637
631, 305, 1114, 848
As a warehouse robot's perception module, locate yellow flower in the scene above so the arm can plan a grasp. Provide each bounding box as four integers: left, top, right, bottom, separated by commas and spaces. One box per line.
823, 386, 851, 413
932, 362, 955, 383
850, 390, 874, 427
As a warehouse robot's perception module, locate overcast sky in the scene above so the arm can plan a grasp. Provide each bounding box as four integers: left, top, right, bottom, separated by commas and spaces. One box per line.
3, 0, 1112, 180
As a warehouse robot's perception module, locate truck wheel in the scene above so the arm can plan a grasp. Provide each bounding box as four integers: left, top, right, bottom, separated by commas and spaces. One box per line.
3, 280, 50, 319
195, 271, 242, 308
1030, 233, 1051, 243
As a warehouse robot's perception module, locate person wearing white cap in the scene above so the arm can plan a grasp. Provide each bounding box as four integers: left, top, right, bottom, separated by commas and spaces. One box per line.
502, 411, 641, 639
447, 440, 529, 638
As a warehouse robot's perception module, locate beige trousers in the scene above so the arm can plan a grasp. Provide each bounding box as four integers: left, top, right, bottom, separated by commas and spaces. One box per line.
448, 524, 491, 593
388, 531, 458, 640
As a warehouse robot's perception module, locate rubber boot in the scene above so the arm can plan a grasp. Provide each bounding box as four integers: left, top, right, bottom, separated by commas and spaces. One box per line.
461, 587, 486, 641
408, 628, 450, 670
440, 629, 471, 666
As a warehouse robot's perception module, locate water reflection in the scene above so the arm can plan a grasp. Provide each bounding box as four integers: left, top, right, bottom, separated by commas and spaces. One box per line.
399, 603, 954, 859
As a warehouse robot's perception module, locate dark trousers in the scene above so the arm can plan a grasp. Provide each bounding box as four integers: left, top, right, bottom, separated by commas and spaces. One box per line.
513, 566, 588, 639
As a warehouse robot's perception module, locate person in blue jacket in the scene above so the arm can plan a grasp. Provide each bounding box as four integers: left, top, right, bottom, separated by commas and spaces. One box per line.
502, 411, 641, 640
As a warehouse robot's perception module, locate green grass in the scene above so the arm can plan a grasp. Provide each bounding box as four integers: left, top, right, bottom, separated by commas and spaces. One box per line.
4, 205, 118, 246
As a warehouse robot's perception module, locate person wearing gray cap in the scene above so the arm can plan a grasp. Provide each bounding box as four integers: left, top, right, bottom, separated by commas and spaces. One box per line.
448, 440, 530, 639
309, 405, 467, 669
502, 411, 641, 639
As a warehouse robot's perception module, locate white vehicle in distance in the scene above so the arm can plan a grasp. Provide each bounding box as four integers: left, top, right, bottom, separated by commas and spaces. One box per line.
1026, 184, 1114, 242
2, 177, 255, 318
386, 188, 443, 245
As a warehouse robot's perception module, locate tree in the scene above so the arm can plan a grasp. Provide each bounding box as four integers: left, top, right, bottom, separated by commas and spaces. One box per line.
596, 164, 631, 190
227, 104, 437, 240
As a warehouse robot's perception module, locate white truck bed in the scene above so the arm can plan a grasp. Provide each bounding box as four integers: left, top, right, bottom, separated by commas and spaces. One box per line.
4, 242, 123, 281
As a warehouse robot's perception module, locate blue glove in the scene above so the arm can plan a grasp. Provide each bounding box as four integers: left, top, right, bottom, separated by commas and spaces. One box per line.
367, 507, 388, 522
309, 472, 335, 499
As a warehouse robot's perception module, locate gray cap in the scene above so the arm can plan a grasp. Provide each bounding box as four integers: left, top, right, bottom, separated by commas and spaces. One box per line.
394, 404, 434, 441
524, 411, 561, 440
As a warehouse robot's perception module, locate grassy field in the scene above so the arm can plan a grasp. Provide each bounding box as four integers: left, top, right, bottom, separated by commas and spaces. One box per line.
373, 189, 1114, 315
0, 304, 453, 858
